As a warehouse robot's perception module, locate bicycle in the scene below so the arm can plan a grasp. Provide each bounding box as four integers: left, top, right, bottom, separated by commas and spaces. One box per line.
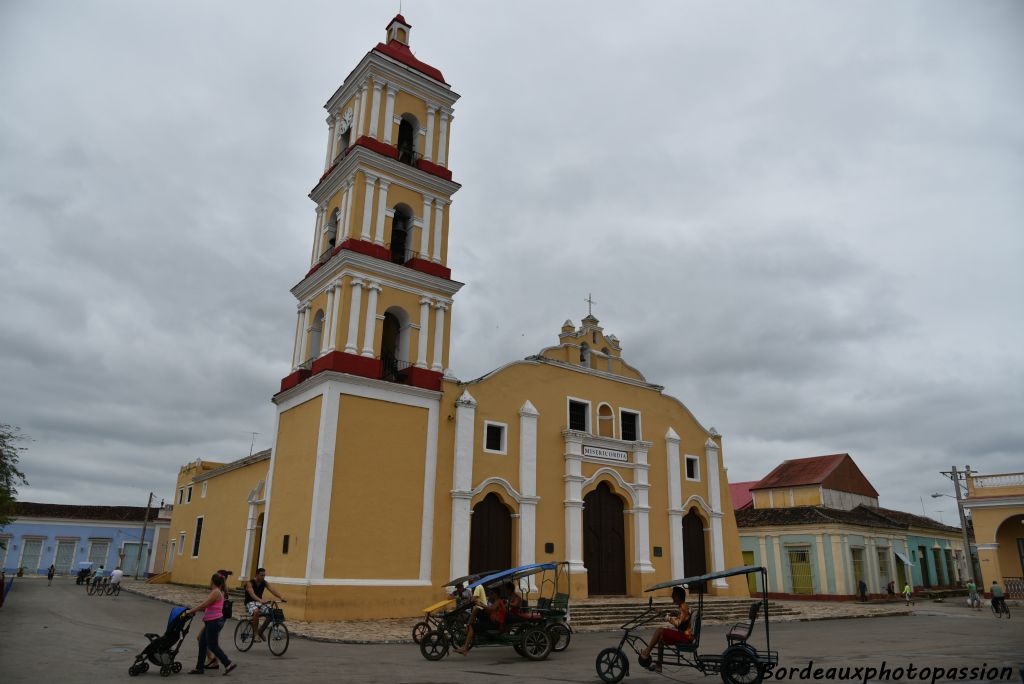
234, 600, 289, 656
92, 577, 110, 597
991, 599, 1010, 619
107, 581, 122, 597
86, 577, 97, 596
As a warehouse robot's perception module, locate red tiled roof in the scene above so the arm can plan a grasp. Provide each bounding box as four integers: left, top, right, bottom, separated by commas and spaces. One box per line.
735, 505, 905, 530
750, 453, 879, 499
730, 481, 757, 510
15, 501, 159, 523
373, 40, 447, 84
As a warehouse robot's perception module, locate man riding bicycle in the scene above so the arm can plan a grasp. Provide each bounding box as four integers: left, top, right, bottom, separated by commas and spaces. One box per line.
989, 580, 1007, 614
246, 568, 285, 641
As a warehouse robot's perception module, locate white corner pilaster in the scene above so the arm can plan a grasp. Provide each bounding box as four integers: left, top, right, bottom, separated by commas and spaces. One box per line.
665, 427, 684, 579
705, 437, 727, 586
383, 85, 397, 144
324, 115, 336, 171
305, 383, 342, 579
291, 304, 306, 369
327, 279, 343, 352
518, 401, 540, 570
424, 104, 437, 162
632, 444, 655, 574
343, 279, 364, 354
563, 432, 585, 575
415, 297, 431, 369
438, 109, 450, 167
360, 282, 381, 357
431, 200, 445, 263
320, 285, 335, 358
449, 390, 477, 580
369, 80, 383, 138
360, 174, 377, 241
352, 90, 362, 141
420, 196, 433, 258
430, 302, 447, 371
298, 303, 312, 365
373, 179, 390, 245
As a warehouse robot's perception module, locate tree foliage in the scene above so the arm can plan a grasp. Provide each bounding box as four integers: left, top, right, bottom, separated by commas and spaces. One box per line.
0, 424, 30, 532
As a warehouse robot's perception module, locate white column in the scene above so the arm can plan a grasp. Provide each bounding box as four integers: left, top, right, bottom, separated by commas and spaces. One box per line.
336, 183, 349, 242
815, 534, 829, 594
344, 280, 363, 354
360, 174, 377, 241
665, 428, 685, 579
357, 83, 369, 137
352, 89, 363, 139
312, 205, 325, 262
369, 81, 383, 138
320, 285, 334, 358
518, 401, 540, 572
424, 104, 436, 162
633, 444, 655, 574
705, 438, 727, 586
240, 499, 258, 580
383, 85, 396, 144
360, 282, 381, 357
327, 279, 343, 352
757, 536, 770, 592
563, 433, 585, 575
291, 305, 305, 369
430, 302, 446, 371
415, 298, 431, 368
298, 304, 312, 365
437, 109, 450, 167
305, 383, 341, 579
373, 179, 390, 245
324, 115, 336, 170
449, 390, 477, 580
420, 196, 433, 258
345, 180, 358, 238
431, 200, 445, 263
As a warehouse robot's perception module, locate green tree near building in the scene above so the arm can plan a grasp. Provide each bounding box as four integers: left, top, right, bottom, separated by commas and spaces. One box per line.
0, 424, 30, 541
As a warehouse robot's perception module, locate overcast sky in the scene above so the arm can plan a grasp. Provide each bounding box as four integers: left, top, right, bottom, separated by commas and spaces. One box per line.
1, 1, 1021, 523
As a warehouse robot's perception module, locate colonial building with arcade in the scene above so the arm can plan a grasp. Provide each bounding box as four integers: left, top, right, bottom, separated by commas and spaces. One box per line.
165, 15, 747, 620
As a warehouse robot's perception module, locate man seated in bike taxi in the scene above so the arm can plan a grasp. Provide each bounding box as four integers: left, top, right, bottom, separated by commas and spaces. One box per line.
639, 585, 694, 672
453, 585, 507, 655
245, 568, 285, 642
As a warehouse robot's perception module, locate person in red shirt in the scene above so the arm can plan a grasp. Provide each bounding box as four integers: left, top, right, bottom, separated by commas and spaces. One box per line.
639, 586, 693, 672
453, 586, 506, 655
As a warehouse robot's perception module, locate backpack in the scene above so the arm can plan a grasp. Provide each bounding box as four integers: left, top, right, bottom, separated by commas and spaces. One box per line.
221, 590, 233, 620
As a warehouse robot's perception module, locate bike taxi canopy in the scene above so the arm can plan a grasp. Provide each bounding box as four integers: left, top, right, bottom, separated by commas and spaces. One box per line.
645, 565, 766, 593
443, 571, 495, 588
468, 563, 560, 589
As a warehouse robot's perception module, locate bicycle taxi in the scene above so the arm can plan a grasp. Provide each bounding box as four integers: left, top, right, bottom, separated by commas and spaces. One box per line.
412, 570, 494, 644
418, 562, 572, 662
595, 565, 778, 684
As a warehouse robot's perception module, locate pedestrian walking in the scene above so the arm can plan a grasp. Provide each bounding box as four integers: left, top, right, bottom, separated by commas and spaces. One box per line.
47, 564, 55, 586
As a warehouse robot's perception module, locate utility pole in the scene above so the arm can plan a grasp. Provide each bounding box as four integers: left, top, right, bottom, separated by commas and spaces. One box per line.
940, 465, 975, 585
135, 492, 154, 580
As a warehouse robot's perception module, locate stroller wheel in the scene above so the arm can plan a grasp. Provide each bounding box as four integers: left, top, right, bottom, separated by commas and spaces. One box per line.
128, 664, 140, 677
141, 662, 150, 673
160, 665, 172, 677
172, 662, 182, 673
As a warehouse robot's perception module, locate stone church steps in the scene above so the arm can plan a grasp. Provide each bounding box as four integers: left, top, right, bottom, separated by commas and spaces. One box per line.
568, 598, 800, 629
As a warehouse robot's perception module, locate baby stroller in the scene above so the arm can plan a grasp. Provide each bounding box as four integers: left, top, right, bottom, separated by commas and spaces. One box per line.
129, 606, 193, 677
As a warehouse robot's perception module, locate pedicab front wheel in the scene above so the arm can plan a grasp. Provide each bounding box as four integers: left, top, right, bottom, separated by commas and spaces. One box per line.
519, 625, 552, 661
419, 630, 449, 661
412, 621, 430, 644
595, 647, 629, 684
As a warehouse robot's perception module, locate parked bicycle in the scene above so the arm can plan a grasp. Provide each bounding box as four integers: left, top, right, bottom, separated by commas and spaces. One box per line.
234, 600, 289, 656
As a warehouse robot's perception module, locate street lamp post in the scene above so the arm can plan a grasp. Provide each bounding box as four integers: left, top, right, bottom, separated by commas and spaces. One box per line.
934, 465, 975, 586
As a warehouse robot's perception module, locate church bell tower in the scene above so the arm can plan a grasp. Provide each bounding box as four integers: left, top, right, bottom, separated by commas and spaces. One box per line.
280, 13, 462, 393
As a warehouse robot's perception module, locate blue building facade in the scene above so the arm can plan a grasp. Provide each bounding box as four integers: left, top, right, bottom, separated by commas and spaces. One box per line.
0, 502, 169, 576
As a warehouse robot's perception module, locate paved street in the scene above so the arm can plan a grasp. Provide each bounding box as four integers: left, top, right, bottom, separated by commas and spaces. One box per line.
1, 578, 1021, 683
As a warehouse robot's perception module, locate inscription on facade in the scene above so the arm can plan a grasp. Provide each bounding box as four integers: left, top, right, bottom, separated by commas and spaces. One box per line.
583, 446, 628, 462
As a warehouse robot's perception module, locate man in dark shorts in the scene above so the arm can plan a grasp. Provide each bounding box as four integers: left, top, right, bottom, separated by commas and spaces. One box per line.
246, 568, 285, 642
639, 586, 693, 672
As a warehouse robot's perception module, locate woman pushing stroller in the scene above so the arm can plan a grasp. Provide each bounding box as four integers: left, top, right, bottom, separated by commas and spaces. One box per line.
184, 572, 237, 675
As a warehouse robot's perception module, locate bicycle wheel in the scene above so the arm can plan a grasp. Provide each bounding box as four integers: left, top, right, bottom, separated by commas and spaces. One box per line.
86, 581, 95, 596
267, 622, 289, 656
234, 620, 255, 652
106, 583, 116, 596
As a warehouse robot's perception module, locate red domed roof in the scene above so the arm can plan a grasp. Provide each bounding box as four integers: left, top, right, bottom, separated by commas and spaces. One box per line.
373, 40, 447, 84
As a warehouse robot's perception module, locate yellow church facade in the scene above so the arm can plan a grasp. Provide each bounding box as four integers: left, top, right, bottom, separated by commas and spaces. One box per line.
166, 15, 747, 621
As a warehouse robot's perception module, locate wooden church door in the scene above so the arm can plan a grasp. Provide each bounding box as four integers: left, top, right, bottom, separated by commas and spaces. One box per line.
584, 482, 627, 595
682, 508, 708, 580
469, 493, 512, 575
